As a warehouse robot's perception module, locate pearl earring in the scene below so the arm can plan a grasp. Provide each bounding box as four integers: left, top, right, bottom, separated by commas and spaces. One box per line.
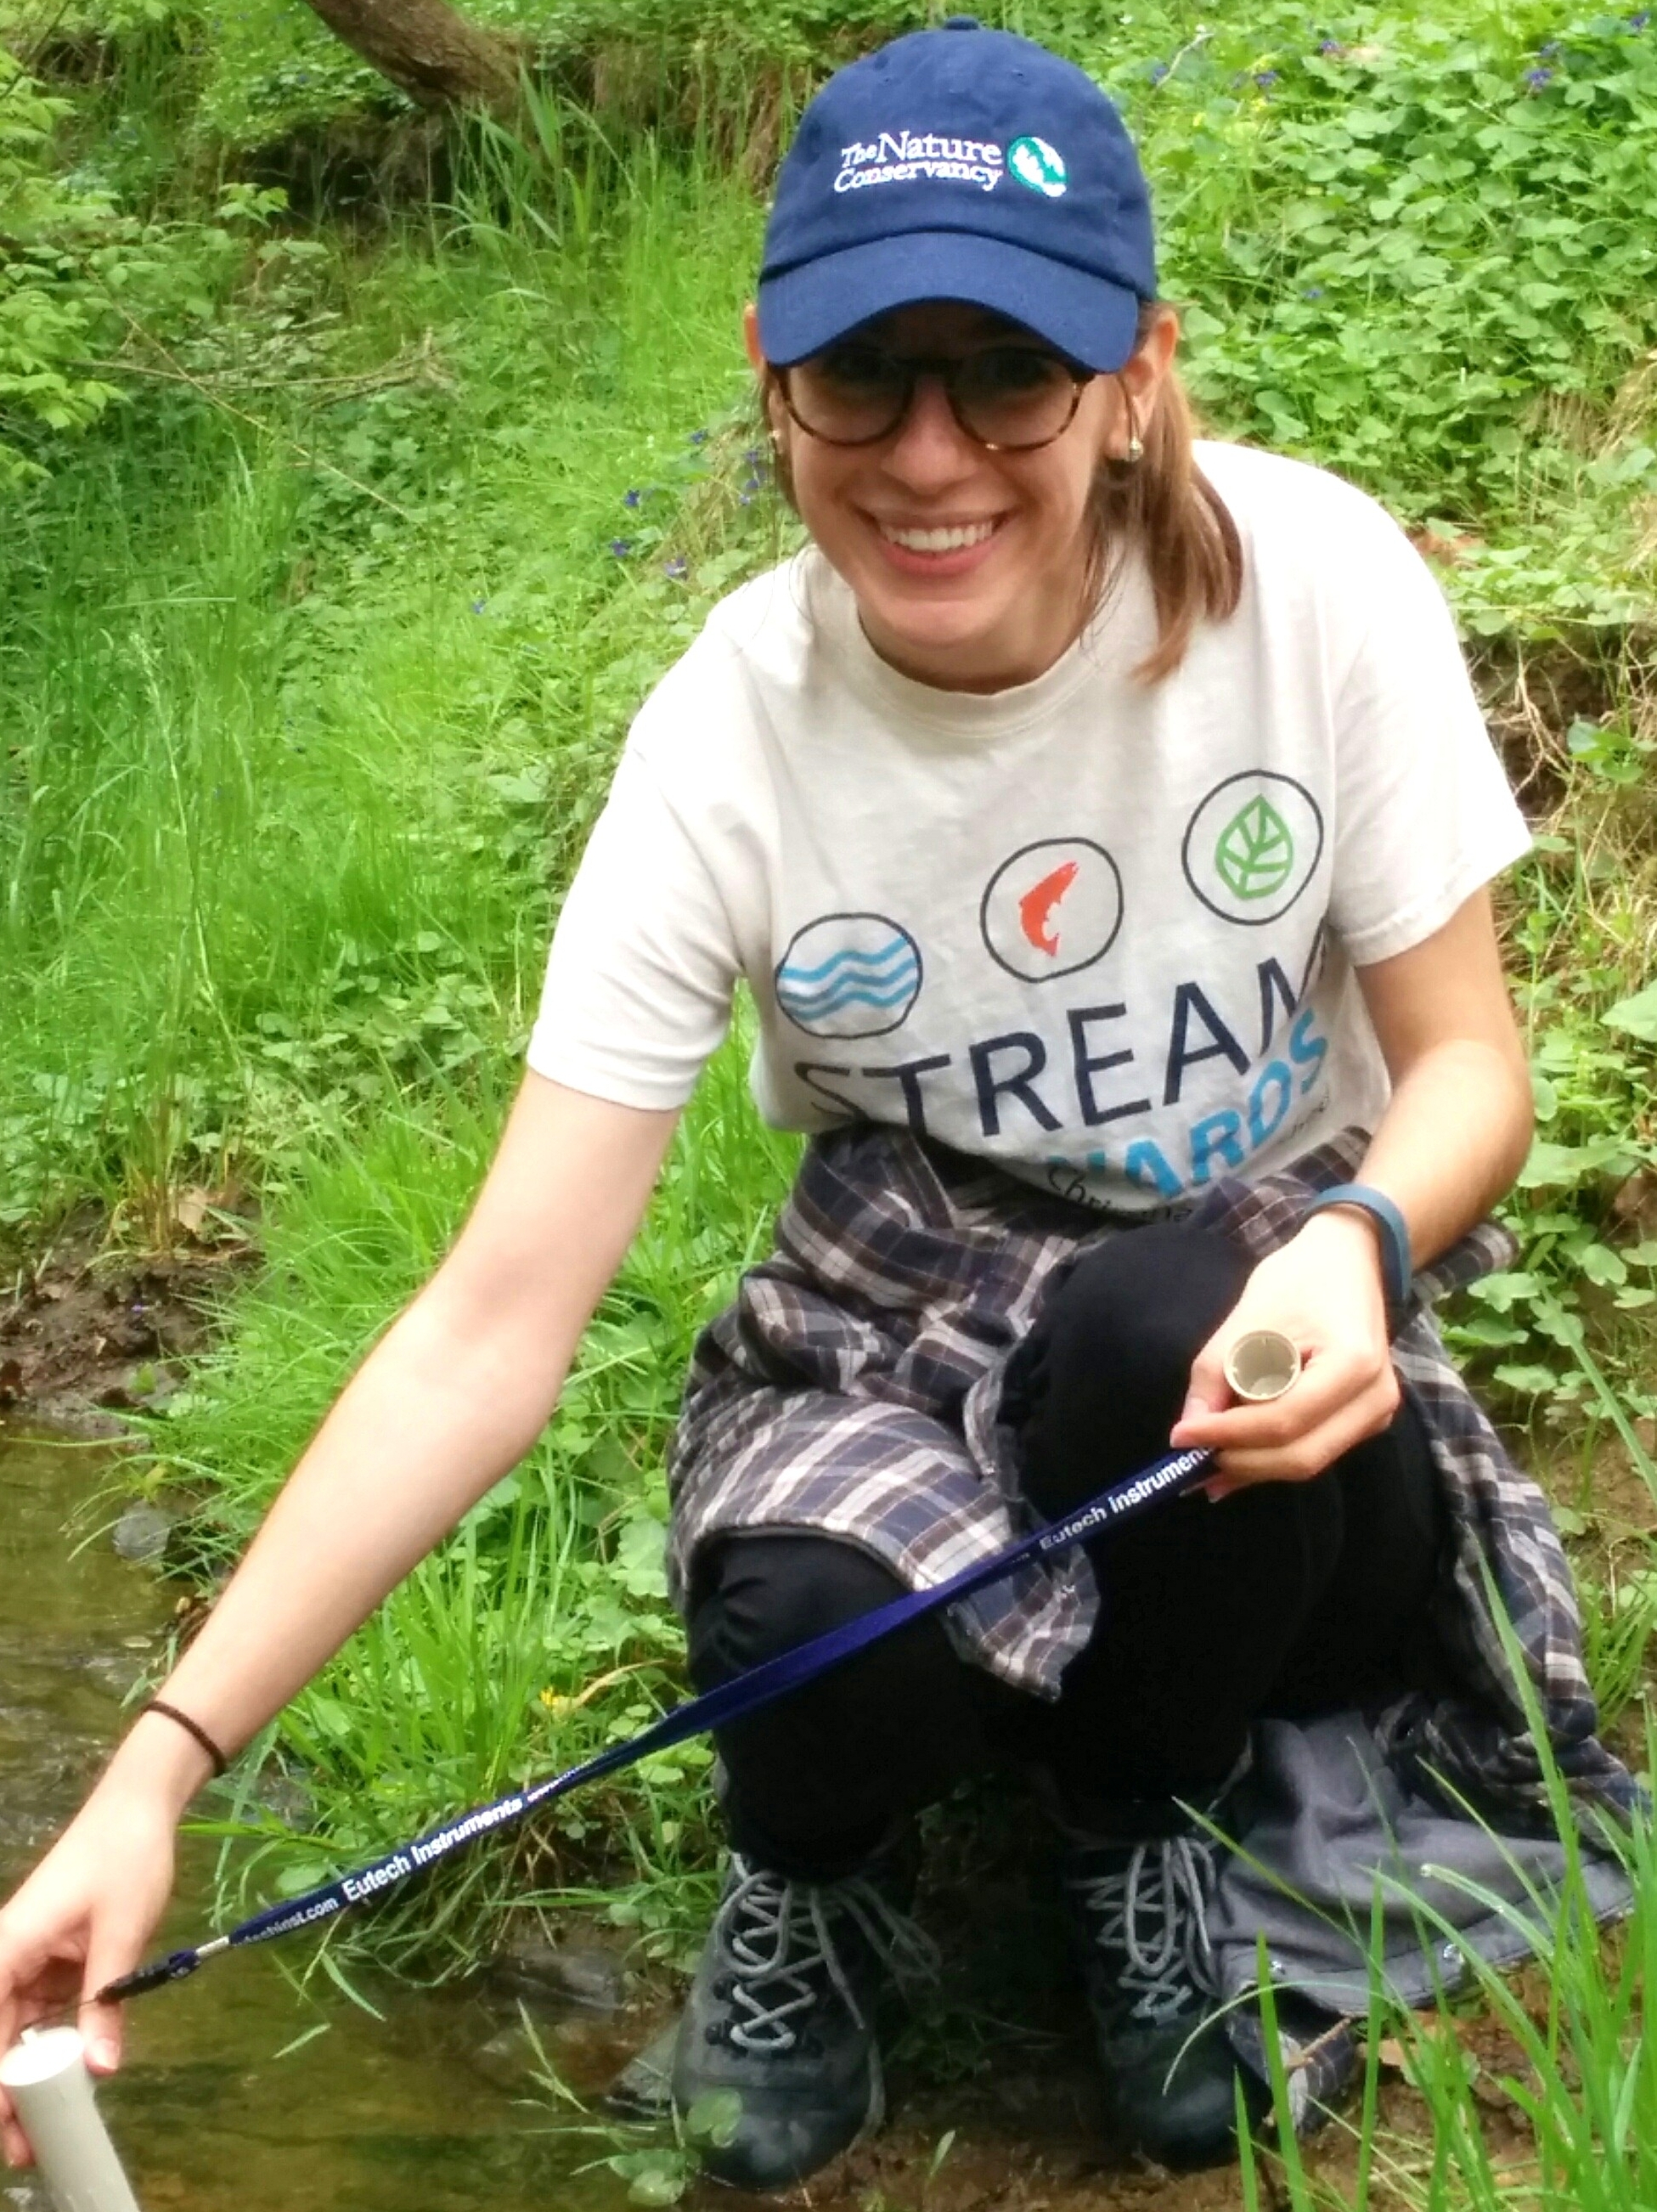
1125, 429, 1144, 463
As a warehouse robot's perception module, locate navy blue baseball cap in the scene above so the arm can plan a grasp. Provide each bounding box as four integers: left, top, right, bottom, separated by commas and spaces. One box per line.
756, 21, 1157, 373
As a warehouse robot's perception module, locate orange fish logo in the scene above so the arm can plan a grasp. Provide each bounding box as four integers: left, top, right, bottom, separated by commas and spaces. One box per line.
1018, 860, 1078, 956
981, 838, 1123, 983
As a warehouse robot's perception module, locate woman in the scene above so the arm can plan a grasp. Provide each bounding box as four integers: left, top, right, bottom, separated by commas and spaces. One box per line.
0, 21, 1634, 2194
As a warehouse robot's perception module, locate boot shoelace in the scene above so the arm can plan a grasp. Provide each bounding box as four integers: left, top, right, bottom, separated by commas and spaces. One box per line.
715, 1855, 940, 2056
1069, 1833, 1219, 2028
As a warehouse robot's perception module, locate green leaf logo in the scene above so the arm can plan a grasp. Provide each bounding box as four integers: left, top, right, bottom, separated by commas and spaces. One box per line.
1214, 796, 1295, 901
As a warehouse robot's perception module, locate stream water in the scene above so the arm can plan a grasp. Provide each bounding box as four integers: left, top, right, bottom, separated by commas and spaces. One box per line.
0, 1428, 637, 2212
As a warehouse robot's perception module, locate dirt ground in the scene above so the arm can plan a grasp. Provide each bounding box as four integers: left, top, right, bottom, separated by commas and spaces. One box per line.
634, 1997, 1544, 2212
0, 1199, 255, 1428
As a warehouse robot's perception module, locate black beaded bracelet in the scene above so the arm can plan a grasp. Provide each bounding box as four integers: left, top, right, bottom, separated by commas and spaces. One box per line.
143, 1699, 229, 1778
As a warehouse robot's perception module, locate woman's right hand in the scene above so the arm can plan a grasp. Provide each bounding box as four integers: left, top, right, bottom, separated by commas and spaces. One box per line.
0, 1771, 180, 2169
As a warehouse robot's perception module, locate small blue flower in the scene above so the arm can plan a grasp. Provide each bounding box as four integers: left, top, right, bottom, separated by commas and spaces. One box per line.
687, 428, 709, 446
1627, 9, 1649, 26
663, 556, 689, 579
741, 474, 762, 494
1254, 68, 1280, 87
743, 445, 764, 464
738, 491, 753, 506
623, 488, 641, 508
471, 597, 487, 613
1317, 37, 1344, 54
1148, 59, 1169, 82
1302, 284, 1325, 299
609, 538, 633, 557
1524, 63, 1554, 86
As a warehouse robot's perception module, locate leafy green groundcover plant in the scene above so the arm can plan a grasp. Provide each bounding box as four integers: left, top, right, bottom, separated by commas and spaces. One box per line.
0, 54, 126, 478
1102, 3, 1657, 616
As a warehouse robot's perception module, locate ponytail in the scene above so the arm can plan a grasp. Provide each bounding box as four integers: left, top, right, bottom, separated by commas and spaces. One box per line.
1085, 304, 1243, 684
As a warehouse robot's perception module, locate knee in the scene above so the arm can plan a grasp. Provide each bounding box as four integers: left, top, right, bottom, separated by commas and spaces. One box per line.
1051, 1224, 1252, 1377
686, 1532, 905, 1688
1011, 1225, 1254, 1504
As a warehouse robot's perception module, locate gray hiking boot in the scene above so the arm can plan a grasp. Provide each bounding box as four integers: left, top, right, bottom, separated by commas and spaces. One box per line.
1062, 1820, 1261, 2169
670, 1849, 938, 2192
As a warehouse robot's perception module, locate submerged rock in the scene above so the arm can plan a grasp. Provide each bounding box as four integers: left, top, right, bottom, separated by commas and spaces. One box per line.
111, 1503, 173, 1562
490, 1936, 627, 2015
471, 2023, 539, 2092
253, 1768, 315, 1831
471, 2013, 640, 2096
604, 2018, 679, 2123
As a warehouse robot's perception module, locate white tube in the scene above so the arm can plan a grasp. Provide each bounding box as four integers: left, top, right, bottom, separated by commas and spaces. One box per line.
1223, 1328, 1302, 1403
0, 2029, 142, 2212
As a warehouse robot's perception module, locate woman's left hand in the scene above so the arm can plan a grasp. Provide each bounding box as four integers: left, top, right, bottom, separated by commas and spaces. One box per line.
1168, 1209, 1401, 1498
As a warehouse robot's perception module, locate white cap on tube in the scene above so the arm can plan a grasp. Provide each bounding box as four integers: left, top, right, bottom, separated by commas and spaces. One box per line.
0, 2029, 143, 2212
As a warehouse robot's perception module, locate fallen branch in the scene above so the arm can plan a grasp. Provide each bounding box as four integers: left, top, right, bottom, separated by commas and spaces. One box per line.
108, 308, 420, 519
80, 329, 451, 403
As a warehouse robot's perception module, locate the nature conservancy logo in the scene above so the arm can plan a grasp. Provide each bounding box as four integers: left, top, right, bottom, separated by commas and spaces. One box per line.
831, 129, 1067, 198
834, 131, 1006, 194
1007, 135, 1068, 197
1181, 771, 1325, 926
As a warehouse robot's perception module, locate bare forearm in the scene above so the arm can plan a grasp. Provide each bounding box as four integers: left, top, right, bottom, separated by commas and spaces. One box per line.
100, 1077, 679, 1820
0, 1083, 674, 2100
1349, 893, 1536, 1271
106, 1287, 576, 1814
1356, 1037, 1533, 1267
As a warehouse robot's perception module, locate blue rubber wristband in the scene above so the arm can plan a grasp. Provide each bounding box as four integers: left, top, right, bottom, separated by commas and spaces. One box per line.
1301, 1182, 1412, 1318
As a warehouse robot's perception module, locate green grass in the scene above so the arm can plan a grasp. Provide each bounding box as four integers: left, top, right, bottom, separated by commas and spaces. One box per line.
1, 134, 781, 1230
175, 1037, 796, 1973
1237, 1640, 1657, 2212
3, 127, 801, 1965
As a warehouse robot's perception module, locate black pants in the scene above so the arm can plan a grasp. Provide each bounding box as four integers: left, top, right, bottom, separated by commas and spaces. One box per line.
686, 1223, 1448, 1877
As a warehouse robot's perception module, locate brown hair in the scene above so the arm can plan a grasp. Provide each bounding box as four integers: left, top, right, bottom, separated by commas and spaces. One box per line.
1087, 303, 1243, 683
763, 301, 1243, 686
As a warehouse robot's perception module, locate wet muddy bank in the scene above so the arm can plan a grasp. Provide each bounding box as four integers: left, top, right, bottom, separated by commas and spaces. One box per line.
0, 1205, 256, 1428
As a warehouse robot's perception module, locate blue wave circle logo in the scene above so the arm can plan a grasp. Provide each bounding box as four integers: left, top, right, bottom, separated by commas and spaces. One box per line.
775, 913, 923, 1040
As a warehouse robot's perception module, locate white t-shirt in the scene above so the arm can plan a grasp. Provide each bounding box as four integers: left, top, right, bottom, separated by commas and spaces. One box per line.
528, 442, 1530, 1217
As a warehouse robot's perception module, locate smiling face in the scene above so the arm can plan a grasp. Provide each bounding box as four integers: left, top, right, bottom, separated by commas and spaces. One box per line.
748, 299, 1176, 694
